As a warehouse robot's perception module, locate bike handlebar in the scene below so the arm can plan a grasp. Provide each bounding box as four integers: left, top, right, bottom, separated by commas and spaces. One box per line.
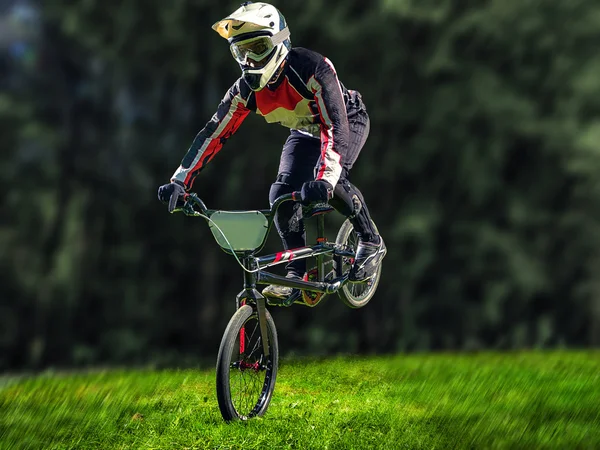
167, 190, 301, 216
271, 191, 302, 212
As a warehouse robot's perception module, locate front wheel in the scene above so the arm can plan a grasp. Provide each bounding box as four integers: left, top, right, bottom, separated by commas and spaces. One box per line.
216, 304, 279, 421
335, 219, 383, 308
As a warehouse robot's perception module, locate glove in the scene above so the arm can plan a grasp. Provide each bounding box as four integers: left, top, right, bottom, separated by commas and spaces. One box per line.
300, 180, 333, 205
157, 180, 185, 205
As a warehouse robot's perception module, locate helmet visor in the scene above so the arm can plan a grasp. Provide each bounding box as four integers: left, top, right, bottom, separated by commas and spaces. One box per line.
230, 36, 275, 66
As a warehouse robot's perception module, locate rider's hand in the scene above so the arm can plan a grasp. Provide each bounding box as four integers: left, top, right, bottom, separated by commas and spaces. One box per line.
157, 180, 186, 204
300, 180, 333, 205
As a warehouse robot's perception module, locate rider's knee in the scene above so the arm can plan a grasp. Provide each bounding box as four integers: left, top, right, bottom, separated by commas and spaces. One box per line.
333, 178, 363, 218
270, 174, 304, 235
269, 173, 295, 205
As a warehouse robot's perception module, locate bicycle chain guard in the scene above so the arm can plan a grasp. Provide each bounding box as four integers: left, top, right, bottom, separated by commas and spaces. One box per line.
299, 267, 327, 307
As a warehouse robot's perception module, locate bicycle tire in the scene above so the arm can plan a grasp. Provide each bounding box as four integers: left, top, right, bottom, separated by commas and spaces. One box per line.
216, 304, 279, 421
335, 219, 383, 308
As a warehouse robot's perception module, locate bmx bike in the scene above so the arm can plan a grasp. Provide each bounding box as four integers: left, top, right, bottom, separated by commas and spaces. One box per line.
168, 190, 384, 421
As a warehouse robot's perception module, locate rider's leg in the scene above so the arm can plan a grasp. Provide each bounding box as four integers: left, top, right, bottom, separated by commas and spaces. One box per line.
325, 106, 386, 281
331, 174, 386, 282
268, 173, 306, 278
330, 174, 379, 243
264, 131, 321, 298
326, 106, 379, 242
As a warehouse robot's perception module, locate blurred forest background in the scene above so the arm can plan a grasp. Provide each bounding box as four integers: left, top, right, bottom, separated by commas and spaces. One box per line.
2, 0, 600, 371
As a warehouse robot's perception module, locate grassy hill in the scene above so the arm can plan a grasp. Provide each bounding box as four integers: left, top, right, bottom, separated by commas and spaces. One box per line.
1, 351, 598, 449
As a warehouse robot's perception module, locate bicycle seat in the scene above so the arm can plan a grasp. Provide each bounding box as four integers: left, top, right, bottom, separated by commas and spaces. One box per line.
302, 202, 335, 218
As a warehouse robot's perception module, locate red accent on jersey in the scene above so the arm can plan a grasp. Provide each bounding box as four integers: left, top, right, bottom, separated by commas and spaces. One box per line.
316, 129, 332, 179
255, 76, 303, 115
308, 78, 334, 181
183, 102, 250, 186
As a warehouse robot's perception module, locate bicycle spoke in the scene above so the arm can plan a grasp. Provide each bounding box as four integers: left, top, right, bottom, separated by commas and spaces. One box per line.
244, 323, 260, 356
248, 335, 262, 360
245, 322, 259, 349
228, 314, 272, 418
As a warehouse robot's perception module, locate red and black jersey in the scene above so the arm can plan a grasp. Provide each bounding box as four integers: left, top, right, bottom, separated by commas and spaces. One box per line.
171, 47, 364, 189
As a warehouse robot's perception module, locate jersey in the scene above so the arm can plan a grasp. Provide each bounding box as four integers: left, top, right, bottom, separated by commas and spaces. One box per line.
171, 47, 365, 190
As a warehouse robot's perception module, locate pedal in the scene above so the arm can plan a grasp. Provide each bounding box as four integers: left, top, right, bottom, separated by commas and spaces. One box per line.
283, 290, 302, 307
265, 289, 302, 307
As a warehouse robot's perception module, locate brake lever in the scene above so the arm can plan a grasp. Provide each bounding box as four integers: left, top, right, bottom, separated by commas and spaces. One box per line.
168, 191, 179, 213
168, 191, 190, 214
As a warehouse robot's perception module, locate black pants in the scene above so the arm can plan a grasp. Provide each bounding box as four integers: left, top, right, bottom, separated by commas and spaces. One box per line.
268, 105, 378, 276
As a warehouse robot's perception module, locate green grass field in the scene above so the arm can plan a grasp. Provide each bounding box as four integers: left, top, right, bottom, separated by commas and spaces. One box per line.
1, 351, 599, 449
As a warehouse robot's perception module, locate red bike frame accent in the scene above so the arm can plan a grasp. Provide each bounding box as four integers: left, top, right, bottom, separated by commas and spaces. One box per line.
274, 250, 295, 262
239, 361, 260, 371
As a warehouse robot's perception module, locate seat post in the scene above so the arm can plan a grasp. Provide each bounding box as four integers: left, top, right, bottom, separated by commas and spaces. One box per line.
317, 213, 326, 241
303, 203, 334, 282
316, 214, 326, 281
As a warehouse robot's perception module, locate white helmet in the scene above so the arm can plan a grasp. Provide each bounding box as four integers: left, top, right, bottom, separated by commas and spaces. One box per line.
212, 2, 291, 91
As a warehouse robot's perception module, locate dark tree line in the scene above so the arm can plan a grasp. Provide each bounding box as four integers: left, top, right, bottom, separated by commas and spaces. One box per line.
2, 0, 600, 370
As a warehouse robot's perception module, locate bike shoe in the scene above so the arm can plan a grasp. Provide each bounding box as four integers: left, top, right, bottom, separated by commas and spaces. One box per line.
262, 273, 302, 300
348, 236, 387, 283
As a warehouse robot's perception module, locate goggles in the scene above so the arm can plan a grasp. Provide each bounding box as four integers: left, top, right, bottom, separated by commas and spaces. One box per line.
230, 27, 290, 66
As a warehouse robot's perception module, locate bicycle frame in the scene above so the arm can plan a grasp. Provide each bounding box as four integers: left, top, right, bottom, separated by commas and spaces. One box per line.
177, 190, 384, 422
177, 192, 356, 356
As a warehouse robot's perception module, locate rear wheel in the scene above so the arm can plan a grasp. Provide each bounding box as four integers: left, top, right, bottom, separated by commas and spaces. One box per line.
335, 219, 383, 308
216, 304, 278, 421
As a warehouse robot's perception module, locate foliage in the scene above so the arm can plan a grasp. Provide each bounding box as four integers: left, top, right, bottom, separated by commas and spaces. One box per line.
2, 0, 600, 368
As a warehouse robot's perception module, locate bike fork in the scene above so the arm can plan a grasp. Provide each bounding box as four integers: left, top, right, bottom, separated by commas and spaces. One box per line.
255, 297, 270, 357
237, 257, 270, 358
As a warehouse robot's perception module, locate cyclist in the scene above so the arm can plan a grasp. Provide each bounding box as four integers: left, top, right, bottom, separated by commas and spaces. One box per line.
158, 2, 386, 299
